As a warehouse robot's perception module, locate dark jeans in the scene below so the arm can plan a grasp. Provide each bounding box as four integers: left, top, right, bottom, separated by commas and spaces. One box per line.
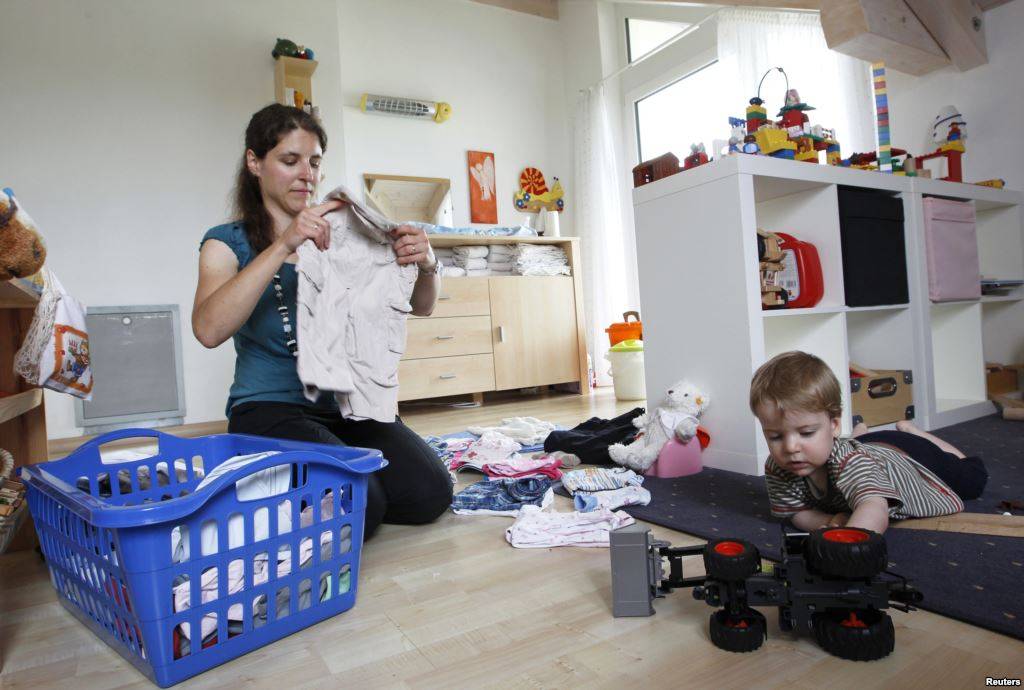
857, 430, 988, 500
228, 402, 453, 539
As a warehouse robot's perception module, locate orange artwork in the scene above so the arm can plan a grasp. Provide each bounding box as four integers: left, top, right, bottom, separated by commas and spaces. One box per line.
467, 150, 497, 224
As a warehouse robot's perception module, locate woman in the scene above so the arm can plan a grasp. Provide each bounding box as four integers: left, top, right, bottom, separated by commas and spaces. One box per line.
193, 103, 452, 538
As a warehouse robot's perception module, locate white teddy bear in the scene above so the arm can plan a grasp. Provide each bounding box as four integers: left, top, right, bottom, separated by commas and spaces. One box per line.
608, 380, 710, 472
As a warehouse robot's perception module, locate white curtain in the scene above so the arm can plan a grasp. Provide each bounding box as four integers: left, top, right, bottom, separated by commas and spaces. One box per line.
717, 8, 875, 155
574, 83, 638, 386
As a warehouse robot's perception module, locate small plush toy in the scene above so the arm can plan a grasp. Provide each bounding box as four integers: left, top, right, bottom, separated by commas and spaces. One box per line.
608, 380, 710, 472
0, 188, 47, 281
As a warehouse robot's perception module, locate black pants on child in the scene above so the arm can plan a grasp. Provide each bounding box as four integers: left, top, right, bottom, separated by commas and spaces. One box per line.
857, 430, 988, 500
228, 402, 453, 539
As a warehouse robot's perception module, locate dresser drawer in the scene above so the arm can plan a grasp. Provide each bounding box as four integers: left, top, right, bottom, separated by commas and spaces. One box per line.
421, 277, 490, 318
397, 354, 495, 401
403, 316, 493, 360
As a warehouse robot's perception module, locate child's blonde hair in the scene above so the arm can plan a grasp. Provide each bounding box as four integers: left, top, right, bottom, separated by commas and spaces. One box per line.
749, 351, 842, 419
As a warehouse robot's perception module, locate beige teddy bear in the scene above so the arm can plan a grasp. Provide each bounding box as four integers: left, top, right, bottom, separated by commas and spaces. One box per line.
608, 380, 710, 472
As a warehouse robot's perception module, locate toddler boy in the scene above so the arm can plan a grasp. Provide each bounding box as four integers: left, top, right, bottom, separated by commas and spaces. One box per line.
750, 351, 987, 533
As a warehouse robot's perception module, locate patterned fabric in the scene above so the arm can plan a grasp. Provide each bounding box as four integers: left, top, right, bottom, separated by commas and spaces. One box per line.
765, 437, 964, 519
450, 477, 553, 515
505, 505, 635, 548
561, 467, 644, 495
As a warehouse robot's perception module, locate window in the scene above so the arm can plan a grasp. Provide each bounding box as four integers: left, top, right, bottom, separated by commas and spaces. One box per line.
626, 18, 690, 63
634, 61, 728, 164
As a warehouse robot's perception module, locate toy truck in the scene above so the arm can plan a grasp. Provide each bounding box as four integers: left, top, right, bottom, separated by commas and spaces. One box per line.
610, 524, 922, 660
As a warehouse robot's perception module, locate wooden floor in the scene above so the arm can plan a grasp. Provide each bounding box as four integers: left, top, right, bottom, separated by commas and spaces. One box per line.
2, 388, 1022, 688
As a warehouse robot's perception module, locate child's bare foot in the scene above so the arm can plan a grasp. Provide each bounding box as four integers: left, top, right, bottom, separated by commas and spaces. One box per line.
896, 420, 966, 458
852, 422, 869, 437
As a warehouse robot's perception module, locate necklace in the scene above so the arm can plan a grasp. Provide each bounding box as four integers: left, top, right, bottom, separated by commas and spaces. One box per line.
271, 273, 298, 357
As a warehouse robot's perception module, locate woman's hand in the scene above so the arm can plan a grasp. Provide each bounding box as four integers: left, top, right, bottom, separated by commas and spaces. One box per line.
278, 199, 345, 253
390, 224, 436, 270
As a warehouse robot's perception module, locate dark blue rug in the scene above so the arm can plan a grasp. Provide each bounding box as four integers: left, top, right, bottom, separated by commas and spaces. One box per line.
584, 415, 1024, 641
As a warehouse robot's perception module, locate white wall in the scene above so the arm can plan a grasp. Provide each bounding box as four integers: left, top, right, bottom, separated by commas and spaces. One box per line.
336, 0, 570, 231
1, 0, 568, 441
886, 1, 1024, 186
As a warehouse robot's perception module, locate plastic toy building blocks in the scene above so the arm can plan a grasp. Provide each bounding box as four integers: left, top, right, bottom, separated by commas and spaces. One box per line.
754, 128, 797, 157
610, 524, 922, 660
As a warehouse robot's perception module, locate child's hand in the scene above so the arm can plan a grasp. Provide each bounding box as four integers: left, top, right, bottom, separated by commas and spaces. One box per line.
826, 512, 851, 527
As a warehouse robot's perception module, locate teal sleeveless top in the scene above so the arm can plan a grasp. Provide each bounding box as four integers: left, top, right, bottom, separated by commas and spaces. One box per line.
200, 223, 335, 415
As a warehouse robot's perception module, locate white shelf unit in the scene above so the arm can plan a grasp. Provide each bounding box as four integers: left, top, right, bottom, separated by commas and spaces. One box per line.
633, 155, 1024, 475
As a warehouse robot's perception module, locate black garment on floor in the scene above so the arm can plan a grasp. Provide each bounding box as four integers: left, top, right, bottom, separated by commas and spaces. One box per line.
542, 407, 645, 465
857, 430, 988, 501
228, 402, 453, 540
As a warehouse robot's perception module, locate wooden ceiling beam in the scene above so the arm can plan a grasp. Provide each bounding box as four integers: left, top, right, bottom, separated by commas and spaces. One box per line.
468, 0, 558, 20
820, 0, 950, 75
905, 0, 987, 70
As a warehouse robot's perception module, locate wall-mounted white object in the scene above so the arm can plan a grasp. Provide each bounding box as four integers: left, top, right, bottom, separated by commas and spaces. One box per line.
359, 94, 452, 123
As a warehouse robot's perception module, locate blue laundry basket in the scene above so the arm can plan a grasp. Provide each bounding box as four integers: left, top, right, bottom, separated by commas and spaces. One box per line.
20, 429, 386, 687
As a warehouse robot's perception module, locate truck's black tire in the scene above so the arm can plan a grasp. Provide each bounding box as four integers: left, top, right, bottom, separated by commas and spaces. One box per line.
709, 608, 767, 653
704, 539, 761, 581
805, 527, 887, 578
812, 608, 895, 661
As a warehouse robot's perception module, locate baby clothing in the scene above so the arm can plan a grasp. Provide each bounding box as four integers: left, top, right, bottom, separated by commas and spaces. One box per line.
573, 485, 651, 513
467, 417, 557, 446
451, 477, 554, 516
462, 430, 522, 465
505, 505, 635, 548
295, 185, 418, 423
561, 467, 644, 495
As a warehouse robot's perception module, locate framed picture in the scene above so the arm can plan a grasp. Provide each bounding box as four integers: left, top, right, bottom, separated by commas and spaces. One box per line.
467, 150, 497, 224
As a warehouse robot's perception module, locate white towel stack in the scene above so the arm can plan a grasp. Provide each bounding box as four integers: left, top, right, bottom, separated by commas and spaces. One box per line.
487, 244, 516, 275
433, 247, 455, 264
514, 244, 571, 276
453, 245, 491, 276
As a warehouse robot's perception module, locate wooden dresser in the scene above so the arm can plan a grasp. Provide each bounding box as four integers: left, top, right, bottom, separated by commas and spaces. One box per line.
398, 235, 589, 402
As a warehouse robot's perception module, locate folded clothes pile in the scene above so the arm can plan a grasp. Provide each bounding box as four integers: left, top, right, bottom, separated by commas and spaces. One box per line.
486, 244, 515, 275
432, 247, 463, 277
514, 244, 570, 276
452, 245, 492, 277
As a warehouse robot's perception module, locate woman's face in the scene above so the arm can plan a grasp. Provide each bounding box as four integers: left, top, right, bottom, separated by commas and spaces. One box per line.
247, 128, 323, 218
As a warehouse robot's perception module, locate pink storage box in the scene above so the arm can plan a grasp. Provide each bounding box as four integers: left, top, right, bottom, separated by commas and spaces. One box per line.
922, 197, 981, 302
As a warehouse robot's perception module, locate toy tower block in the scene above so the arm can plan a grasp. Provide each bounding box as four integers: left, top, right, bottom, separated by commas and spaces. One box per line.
746, 97, 769, 133
872, 62, 893, 173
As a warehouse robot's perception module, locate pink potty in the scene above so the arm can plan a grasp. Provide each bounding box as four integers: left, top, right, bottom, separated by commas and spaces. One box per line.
645, 436, 703, 478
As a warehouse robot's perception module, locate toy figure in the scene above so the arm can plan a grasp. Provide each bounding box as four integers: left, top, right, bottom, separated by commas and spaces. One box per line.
931, 105, 966, 144
683, 143, 709, 170
777, 88, 815, 137
742, 134, 760, 155
608, 381, 710, 472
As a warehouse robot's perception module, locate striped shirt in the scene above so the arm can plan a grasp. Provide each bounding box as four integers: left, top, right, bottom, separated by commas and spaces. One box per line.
765, 438, 964, 520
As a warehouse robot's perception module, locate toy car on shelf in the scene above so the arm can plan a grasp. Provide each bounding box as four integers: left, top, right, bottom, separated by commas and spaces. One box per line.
610, 524, 922, 660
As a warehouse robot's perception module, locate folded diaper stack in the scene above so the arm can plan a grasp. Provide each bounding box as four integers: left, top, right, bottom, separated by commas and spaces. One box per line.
514, 244, 571, 276
432, 247, 464, 277
453, 245, 491, 277
486, 244, 516, 275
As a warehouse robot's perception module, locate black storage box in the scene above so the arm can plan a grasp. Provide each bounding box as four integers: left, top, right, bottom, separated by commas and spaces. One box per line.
838, 187, 909, 307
